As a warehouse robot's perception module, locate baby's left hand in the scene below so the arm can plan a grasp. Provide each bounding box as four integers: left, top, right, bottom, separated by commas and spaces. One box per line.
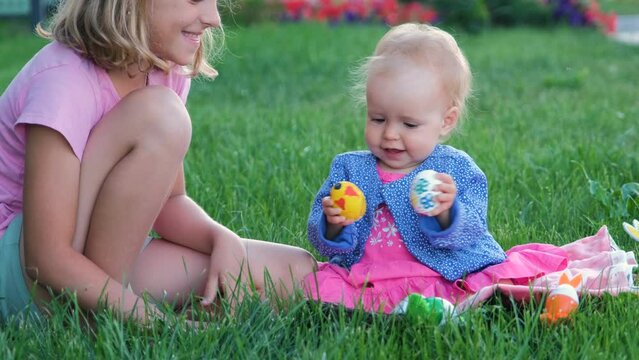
428, 172, 456, 217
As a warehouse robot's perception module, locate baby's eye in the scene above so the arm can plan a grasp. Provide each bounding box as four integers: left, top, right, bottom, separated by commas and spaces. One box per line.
370, 118, 385, 123
404, 122, 418, 128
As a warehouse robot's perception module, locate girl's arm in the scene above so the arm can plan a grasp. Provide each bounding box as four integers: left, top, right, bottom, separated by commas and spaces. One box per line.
151, 166, 240, 253
151, 166, 247, 305
23, 126, 157, 320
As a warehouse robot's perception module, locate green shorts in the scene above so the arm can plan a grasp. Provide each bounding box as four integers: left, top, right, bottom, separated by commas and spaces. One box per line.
0, 214, 42, 323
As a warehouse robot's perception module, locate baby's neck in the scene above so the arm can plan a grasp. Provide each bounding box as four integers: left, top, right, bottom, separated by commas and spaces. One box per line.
376, 161, 419, 175
377, 159, 417, 175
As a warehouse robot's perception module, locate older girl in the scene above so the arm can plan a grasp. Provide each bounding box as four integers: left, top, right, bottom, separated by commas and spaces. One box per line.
0, 0, 316, 322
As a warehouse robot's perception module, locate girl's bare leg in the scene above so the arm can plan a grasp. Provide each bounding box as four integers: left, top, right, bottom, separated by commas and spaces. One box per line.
77, 86, 191, 285
243, 239, 316, 299
76, 86, 316, 306
130, 238, 316, 304
129, 239, 209, 304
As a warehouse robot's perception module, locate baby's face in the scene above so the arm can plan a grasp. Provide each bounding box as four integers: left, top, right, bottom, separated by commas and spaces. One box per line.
364, 61, 457, 173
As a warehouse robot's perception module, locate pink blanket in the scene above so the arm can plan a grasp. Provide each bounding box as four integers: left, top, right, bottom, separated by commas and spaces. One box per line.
456, 226, 638, 312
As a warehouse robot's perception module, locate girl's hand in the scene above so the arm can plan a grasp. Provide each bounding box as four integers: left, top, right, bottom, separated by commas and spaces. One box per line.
200, 234, 248, 308
322, 196, 354, 227
429, 173, 457, 228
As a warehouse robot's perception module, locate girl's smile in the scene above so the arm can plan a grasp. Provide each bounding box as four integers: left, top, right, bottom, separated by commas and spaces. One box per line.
149, 0, 220, 66
182, 31, 202, 47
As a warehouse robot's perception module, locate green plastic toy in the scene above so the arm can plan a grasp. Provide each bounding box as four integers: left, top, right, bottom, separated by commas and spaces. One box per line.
393, 293, 456, 326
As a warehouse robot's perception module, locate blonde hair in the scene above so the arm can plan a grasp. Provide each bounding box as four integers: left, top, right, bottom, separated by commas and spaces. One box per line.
36, 0, 222, 78
354, 23, 472, 122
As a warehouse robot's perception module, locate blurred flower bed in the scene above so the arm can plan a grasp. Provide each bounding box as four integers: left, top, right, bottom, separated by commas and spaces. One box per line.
228, 0, 617, 33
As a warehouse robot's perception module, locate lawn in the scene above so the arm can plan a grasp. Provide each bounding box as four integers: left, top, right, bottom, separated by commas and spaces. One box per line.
600, 0, 639, 14
1, 18, 639, 359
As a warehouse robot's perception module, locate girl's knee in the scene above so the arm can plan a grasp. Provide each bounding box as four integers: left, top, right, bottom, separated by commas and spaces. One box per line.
123, 86, 192, 155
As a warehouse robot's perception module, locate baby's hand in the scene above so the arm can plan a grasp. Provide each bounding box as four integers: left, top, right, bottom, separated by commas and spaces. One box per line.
428, 173, 456, 217
322, 196, 355, 226
411, 170, 456, 218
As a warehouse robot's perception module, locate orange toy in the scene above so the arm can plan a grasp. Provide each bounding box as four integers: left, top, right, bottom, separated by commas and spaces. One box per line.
540, 273, 583, 324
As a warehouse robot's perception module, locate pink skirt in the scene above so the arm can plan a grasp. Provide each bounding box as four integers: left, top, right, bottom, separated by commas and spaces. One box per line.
303, 226, 636, 313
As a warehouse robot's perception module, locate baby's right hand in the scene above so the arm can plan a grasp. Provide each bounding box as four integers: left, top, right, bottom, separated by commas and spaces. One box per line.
322, 196, 355, 226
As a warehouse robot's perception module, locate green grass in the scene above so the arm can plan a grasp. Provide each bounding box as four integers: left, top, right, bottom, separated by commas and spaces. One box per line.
2, 19, 639, 358
600, 0, 639, 15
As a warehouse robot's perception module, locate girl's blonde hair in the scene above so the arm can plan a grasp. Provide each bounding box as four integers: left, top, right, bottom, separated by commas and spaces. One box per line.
36, 0, 222, 78
354, 23, 472, 123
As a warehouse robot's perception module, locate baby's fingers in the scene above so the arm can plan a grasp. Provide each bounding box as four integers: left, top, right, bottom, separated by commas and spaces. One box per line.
321, 196, 334, 207
324, 206, 343, 217
322, 196, 355, 226
426, 194, 454, 217
326, 214, 353, 225
434, 182, 456, 196
435, 192, 455, 205
434, 172, 454, 184
323, 198, 343, 216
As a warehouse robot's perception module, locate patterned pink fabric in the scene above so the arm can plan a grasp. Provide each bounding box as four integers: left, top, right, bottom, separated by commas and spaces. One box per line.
457, 226, 638, 312
303, 169, 638, 313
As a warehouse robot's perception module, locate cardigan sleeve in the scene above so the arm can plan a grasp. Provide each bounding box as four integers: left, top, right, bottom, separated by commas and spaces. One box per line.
307, 155, 358, 256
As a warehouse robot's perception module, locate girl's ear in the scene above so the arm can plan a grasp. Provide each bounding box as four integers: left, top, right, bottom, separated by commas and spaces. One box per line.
441, 106, 459, 136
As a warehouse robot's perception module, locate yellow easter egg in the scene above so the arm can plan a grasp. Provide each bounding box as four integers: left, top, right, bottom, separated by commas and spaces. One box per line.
329, 181, 366, 221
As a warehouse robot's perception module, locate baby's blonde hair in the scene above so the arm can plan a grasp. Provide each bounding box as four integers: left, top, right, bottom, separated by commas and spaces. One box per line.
36, 0, 221, 78
354, 23, 472, 123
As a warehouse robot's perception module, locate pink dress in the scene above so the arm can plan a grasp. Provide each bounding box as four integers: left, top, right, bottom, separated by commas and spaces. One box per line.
303, 167, 568, 313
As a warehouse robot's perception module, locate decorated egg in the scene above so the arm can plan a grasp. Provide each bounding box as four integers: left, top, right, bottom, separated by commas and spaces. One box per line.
394, 294, 456, 326
540, 272, 582, 325
410, 170, 441, 215
329, 181, 366, 221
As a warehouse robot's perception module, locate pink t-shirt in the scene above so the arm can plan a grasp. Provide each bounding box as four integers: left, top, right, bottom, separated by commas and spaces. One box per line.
359, 166, 413, 263
0, 41, 191, 237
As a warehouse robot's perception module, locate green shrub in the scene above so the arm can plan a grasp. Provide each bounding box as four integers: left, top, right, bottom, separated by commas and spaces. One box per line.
431, 0, 490, 33
222, 0, 283, 26
485, 0, 553, 27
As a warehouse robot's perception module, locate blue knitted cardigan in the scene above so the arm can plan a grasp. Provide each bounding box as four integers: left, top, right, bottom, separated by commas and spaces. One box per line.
307, 144, 506, 281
